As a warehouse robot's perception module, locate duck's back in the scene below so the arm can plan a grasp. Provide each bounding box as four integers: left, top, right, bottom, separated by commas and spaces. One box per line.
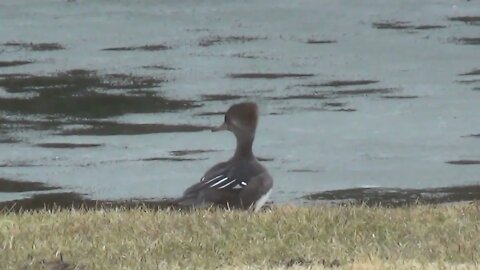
178, 158, 273, 210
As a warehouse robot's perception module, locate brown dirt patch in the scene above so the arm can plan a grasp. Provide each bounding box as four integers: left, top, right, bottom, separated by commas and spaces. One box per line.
22, 256, 84, 270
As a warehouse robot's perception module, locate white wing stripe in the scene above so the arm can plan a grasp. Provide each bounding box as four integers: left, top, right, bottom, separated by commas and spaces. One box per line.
210, 177, 229, 187
218, 179, 237, 189
204, 175, 224, 184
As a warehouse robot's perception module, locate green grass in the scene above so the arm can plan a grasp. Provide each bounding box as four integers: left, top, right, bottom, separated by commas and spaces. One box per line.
1, 204, 479, 269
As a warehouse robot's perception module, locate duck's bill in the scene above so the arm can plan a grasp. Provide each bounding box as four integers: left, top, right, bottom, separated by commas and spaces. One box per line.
211, 122, 228, 132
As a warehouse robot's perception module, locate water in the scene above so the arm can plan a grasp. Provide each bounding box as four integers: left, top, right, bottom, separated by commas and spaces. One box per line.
0, 0, 479, 207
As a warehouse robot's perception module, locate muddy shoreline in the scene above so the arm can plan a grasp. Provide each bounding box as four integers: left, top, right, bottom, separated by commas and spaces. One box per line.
1, 177, 479, 211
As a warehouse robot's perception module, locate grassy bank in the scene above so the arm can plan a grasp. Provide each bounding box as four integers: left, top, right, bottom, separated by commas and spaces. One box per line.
1, 204, 479, 269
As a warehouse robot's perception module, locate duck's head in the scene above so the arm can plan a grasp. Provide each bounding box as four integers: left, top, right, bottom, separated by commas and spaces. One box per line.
212, 102, 259, 138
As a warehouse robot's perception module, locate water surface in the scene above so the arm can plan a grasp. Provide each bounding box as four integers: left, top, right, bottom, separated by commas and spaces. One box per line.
1, 0, 479, 207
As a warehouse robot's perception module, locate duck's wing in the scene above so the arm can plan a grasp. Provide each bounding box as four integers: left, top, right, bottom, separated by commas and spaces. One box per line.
200, 174, 248, 190
183, 168, 247, 196
176, 163, 250, 207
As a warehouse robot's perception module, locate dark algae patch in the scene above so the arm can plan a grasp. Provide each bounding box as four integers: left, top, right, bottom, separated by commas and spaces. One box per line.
446, 160, 480, 165
0, 137, 20, 143
35, 143, 103, 148
0, 178, 59, 193
288, 169, 319, 173
142, 65, 177, 70
231, 53, 260, 59
0, 161, 39, 168
303, 185, 480, 207
2, 41, 65, 51
140, 157, 200, 162
102, 44, 170, 51
456, 79, 480, 84
201, 94, 244, 101
448, 16, 480, 25
453, 37, 480, 45
1, 118, 62, 132
229, 73, 314, 79
194, 111, 225, 116
324, 102, 345, 107
372, 21, 446, 30
198, 36, 263, 47
459, 69, 480, 76
0, 60, 34, 68
60, 122, 211, 136
170, 149, 219, 156
372, 21, 411, 29
0, 70, 196, 118
333, 108, 356, 112
302, 80, 378, 87
0, 70, 163, 93
333, 88, 396, 95
381, 95, 419, 99
0, 94, 192, 118
271, 94, 327, 100
306, 39, 336, 44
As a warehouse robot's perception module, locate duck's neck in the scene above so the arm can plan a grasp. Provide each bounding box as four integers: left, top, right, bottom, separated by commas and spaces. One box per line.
233, 133, 255, 160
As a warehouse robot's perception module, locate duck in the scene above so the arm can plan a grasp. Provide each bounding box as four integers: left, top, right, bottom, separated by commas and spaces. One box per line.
176, 102, 273, 211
